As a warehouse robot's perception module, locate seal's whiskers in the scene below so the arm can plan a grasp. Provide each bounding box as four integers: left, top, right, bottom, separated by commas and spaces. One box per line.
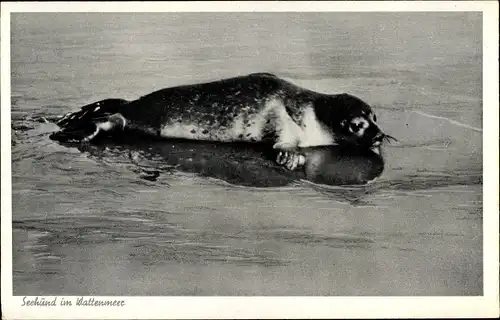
383, 134, 398, 144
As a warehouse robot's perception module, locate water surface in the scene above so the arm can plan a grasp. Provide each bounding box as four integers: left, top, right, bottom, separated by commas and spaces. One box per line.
11, 12, 482, 295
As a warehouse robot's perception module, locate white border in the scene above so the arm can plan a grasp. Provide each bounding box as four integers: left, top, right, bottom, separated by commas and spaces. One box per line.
1, 1, 498, 319
0, 1, 493, 12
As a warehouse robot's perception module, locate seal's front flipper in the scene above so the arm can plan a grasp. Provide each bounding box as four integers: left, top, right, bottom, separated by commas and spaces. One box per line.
50, 98, 128, 143
276, 150, 306, 171
273, 139, 304, 171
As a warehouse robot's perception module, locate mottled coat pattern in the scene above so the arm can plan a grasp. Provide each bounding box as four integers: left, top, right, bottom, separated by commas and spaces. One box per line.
51, 73, 386, 152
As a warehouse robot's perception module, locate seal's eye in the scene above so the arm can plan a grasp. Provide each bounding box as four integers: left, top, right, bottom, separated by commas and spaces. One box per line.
350, 122, 363, 132
373, 114, 377, 122
348, 117, 369, 135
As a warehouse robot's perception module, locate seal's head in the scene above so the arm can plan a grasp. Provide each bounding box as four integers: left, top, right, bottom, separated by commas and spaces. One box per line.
314, 93, 395, 149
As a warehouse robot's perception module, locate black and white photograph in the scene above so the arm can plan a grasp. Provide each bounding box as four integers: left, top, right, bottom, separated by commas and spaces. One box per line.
1, 1, 498, 319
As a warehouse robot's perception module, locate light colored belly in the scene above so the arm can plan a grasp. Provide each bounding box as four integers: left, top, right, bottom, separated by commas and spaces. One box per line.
159, 115, 267, 143
158, 103, 335, 147
297, 107, 336, 147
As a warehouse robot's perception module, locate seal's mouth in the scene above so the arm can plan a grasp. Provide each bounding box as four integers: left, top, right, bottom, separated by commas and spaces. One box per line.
363, 132, 398, 149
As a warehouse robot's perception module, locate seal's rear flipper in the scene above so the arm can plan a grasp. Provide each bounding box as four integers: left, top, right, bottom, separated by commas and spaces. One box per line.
50, 99, 129, 143
49, 122, 100, 143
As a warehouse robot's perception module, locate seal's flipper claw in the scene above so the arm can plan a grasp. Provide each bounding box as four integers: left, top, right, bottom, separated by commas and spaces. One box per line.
276, 150, 291, 166
275, 150, 306, 171
285, 153, 299, 171
276, 151, 287, 165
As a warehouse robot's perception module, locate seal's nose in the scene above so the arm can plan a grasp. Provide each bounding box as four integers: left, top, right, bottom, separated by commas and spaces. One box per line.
370, 133, 385, 147
372, 133, 384, 142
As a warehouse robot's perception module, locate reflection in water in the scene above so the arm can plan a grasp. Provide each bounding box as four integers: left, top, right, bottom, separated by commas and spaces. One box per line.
53, 129, 386, 188
10, 12, 482, 296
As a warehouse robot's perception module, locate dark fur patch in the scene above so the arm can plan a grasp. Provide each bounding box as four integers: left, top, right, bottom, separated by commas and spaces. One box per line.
50, 73, 383, 149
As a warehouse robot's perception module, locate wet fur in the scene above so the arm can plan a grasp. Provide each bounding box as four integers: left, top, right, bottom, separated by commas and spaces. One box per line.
50, 73, 383, 150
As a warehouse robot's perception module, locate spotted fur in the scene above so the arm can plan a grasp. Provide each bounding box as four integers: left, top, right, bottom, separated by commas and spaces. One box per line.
50, 73, 390, 164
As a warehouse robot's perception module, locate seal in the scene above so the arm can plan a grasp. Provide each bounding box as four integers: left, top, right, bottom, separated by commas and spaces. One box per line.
50, 73, 394, 170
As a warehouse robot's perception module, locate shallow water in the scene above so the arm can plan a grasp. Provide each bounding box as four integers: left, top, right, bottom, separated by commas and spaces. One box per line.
10, 12, 482, 295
